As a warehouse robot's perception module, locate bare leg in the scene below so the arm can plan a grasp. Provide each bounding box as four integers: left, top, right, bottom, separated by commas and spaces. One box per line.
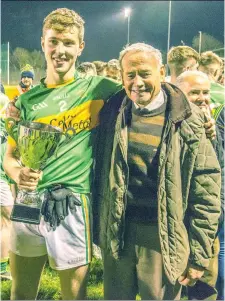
58, 264, 89, 300
1, 206, 12, 259
10, 252, 47, 300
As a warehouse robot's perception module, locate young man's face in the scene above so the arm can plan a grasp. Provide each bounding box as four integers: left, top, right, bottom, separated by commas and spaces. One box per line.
21, 77, 33, 88
41, 27, 84, 78
183, 57, 199, 72
180, 75, 210, 109
121, 51, 165, 107
199, 63, 221, 82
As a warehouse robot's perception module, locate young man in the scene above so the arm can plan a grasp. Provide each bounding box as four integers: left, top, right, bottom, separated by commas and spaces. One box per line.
176, 70, 224, 300
105, 59, 121, 82
93, 43, 221, 300
4, 8, 121, 300
92, 60, 107, 76
198, 51, 224, 109
77, 62, 97, 77
167, 45, 199, 84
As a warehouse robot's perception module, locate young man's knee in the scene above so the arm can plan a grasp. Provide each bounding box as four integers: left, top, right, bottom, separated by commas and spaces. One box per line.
0, 208, 12, 229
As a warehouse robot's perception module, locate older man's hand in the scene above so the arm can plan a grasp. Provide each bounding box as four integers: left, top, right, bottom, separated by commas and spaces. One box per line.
5, 101, 20, 121
178, 263, 204, 287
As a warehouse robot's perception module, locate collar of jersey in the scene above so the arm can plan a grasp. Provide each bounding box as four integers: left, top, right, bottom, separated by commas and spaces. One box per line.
40, 71, 80, 88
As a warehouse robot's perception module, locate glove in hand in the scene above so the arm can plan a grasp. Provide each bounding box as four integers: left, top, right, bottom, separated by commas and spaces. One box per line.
41, 185, 82, 230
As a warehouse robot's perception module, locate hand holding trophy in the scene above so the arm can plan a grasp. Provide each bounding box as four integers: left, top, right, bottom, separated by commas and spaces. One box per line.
5, 118, 75, 224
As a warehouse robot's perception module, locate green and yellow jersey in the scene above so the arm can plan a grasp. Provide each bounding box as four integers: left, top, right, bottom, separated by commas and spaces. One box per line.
8, 73, 121, 193
210, 82, 225, 109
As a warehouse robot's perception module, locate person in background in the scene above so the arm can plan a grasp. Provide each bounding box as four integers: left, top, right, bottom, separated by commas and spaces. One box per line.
0, 83, 5, 94
77, 62, 97, 77
92, 60, 107, 76
93, 43, 221, 300
176, 70, 224, 300
167, 45, 199, 84
105, 59, 122, 82
4, 64, 35, 102
198, 51, 224, 109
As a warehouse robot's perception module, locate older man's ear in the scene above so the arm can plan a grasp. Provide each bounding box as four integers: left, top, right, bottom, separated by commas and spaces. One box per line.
160, 65, 166, 82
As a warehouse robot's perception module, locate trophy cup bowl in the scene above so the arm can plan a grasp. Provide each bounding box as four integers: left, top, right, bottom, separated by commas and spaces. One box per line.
5, 118, 75, 224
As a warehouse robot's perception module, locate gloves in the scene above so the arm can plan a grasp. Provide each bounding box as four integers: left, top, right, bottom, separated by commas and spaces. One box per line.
41, 184, 82, 230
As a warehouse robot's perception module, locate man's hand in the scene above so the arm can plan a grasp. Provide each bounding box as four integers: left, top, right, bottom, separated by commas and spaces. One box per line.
16, 167, 42, 191
5, 102, 20, 121
178, 263, 204, 287
202, 107, 216, 140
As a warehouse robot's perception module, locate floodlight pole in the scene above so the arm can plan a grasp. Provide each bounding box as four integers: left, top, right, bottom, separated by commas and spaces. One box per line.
7, 42, 10, 85
166, 1, 172, 75
199, 31, 202, 54
127, 13, 130, 44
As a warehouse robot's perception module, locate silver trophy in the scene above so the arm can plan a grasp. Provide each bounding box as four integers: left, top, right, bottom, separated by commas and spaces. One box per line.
5, 118, 75, 224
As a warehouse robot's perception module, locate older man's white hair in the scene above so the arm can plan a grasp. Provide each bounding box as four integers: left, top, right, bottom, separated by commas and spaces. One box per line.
176, 70, 209, 87
119, 43, 163, 69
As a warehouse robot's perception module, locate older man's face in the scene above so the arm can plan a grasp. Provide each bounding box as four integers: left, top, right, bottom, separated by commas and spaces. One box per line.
180, 75, 210, 109
121, 51, 165, 107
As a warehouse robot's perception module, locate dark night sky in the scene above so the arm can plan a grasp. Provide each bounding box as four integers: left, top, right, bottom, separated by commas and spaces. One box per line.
1, 0, 224, 62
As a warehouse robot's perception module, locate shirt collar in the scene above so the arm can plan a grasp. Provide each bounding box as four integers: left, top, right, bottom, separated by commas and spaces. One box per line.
133, 89, 165, 112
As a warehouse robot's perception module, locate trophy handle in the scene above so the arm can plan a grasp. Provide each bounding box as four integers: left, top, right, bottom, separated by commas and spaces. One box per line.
55, 127, 76, 157
5, 117, 18, 142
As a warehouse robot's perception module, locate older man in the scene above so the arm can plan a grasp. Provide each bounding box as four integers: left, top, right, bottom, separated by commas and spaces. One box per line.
176, 70, 224, 300
93, 43, 221, 300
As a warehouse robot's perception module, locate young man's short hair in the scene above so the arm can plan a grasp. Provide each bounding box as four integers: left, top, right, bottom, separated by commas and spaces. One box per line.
167, 46, 199, 65
199, 51, 223, 80
43, 8, 85, 42
167, 46, 199, 76
199, 51, 223, 67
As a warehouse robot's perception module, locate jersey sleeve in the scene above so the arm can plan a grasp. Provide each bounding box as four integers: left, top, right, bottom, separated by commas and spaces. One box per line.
94, 76, 122, 102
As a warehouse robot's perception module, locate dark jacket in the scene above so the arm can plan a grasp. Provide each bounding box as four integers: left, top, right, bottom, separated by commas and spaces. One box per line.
93, 83, 221, 284
213, 105, 225, 230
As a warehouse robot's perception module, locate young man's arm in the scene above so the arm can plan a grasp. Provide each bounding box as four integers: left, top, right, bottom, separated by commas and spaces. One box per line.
3, 142, 41, 191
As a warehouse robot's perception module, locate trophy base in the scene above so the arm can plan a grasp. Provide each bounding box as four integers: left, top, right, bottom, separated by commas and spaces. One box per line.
10, 204, 41, 225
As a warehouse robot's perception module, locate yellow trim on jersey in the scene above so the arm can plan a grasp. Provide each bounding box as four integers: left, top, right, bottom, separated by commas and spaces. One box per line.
46, 78, 75, 89
81, 194, 92, 262
34, 99, 104, 133
8, 136, 17, 147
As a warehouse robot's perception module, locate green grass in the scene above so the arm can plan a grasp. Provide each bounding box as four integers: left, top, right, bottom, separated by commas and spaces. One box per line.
1, 258, 188, 300
0, 258, 104, 300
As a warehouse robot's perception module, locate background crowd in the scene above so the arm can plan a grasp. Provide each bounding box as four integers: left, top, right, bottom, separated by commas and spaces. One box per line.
0, 7, 224, 301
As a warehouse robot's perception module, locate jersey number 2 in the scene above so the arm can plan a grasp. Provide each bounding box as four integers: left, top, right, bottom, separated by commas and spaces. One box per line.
59, 101, 67, 112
